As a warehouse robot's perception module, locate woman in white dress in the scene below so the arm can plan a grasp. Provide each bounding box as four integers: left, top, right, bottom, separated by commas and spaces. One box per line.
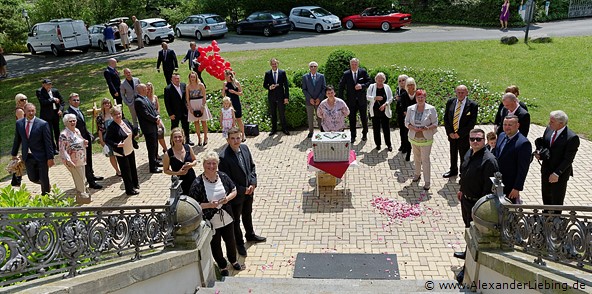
185, 71, 212, 146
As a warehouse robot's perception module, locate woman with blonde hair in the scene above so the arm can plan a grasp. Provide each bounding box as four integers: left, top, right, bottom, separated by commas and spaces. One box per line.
96, 97, 121, 177
186, 71, 212, 146
163, 128, 197, 195
222, 69, 246, 141
10, 94, 28, 186
146, 82, 168, 153
400, 77, 417, 161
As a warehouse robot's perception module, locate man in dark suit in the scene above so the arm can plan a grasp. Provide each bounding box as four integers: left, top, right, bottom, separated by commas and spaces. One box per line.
36, 78, 64, 154
443, 85, 479, 178
219, 127, 266, 257
119, 68, 141, 128
164, 73, 193, 146
338, 58, 371, 143
263, 58, 290, 136
495, 92, 530, 137
104, 58, 121, 105
302, 61, 326, 138
181, 41, 205, 86
65, 93, 104, 189
535, 110, 580, 214
134, 83, 162, 173
156, 42, 178, 86
494, 115, 532, 204
11, 103, 55, 195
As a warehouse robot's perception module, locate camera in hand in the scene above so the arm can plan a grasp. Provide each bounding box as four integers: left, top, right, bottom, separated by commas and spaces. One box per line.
532, 137, 550, 162
193, 109, 203, 118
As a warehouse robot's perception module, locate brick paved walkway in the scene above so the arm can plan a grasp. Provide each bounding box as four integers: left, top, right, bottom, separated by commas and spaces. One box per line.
2, 124, 591, 280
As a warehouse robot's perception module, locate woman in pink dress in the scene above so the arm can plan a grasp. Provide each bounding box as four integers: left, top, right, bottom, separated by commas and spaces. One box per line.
500, 0, 510, 30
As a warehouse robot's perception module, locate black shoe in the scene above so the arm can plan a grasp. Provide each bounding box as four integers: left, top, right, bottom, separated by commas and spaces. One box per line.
307, 132, 313, 138
387, 146, 393, 152
453, 251, 466, 260
269, 131, 277, 136
361, 135, 367, 141
283, 130, 290, 135
376, 145, 381, 150
188, 140, 195, 147
245, 234, 266, 243
93, 176, 104, 181
127, 190, 140, 196
89, 183, 103, 189
443, 171, 458, 178
150, 168, 163, 173
156, 161, 163, 167
232, 262, 245, 271
405, 152, 411, 161
456, 267, 465, 284
237, 245, 247, 256
398, 146, 403, 151
351, 138, 355, 143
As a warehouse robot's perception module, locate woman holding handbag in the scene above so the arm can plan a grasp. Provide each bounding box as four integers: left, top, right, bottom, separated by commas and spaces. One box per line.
186, 71, 212, 146
188, 151, 244, 276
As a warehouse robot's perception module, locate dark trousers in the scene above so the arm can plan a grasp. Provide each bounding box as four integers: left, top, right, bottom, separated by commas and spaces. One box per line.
541, 171, 569, 214
448, 136, 470, 173
11, 174, 22, 186
231, 195, 255, 247
25, 156, 50, 195
397, 115, 411, 152
144, 132, 159, 171
371, 111, 391, 148
211, 222, 237, 269
85, 144, 96, 184
461, 196, 478, 228
171, 118, 190, 142
164, 71, 173, 86
192, 68, 206, 88
116, 152, 139, 194
48, 116, 60, 151
348, 99, 368, 140
268, 98, 287, 131
112, 93, 122, 105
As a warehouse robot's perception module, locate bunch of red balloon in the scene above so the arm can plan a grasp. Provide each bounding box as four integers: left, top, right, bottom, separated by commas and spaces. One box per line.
196, 40, 231, 81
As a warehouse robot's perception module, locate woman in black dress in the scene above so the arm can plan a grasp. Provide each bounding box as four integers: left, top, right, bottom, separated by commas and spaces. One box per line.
105, 106, 140, 196
163, 128, 197, 195
395, 75, 408, 151
222, 70, 246, 142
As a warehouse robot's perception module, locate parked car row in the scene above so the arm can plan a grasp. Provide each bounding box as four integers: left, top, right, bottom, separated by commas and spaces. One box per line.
88, 18, 136, 51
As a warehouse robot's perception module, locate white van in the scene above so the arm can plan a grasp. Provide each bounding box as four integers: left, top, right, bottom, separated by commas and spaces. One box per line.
27, 19, 91, 56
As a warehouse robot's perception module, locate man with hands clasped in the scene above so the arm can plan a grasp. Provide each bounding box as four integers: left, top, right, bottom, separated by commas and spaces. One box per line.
302, 61, 326, 138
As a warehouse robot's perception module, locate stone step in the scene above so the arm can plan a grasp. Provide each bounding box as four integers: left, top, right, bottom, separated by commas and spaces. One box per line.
197, 277, 466, 293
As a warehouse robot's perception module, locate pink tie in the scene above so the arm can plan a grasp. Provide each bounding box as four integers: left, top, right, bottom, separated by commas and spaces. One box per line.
25, 120, 31, 138
551, 131, 557, 146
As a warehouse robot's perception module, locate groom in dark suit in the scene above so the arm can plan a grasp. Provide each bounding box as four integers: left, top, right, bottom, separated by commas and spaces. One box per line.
103, 58, 121, 105
135, 83, 162, 173
164, 73, 193, 145
302, 61, 326, 138
156, 42, 178, 86
443, 85, 479, 178
36, 79, 64, 153
536, 110, 580, 213
263, 58, 290, 136
11, 103, 55, 195
338, 58, 371, 143
219, 128, 266, 257
65, 93, 104, 189
494, 115, 532, 204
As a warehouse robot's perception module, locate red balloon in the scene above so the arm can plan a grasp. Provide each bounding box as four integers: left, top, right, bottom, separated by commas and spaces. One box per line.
211, 40, 218, 46
213, 46, 220, 52
224, 62, 231, 68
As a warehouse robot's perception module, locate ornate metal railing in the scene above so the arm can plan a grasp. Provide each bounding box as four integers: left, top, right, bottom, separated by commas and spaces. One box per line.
568, 0, 592, 18
501, 204, 592, 270
0, 178, 183, 287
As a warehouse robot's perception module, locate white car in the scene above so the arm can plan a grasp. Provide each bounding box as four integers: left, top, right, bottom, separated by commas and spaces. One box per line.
139, 18, 174, 45
175, 14, 228, 41
289, 6, 341, 33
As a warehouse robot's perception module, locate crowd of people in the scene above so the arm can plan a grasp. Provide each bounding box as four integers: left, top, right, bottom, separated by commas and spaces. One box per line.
9, 49, 581, 277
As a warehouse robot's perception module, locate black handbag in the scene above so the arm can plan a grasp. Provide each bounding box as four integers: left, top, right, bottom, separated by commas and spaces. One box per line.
193, 109, 203, 118
244, 124, 259, 137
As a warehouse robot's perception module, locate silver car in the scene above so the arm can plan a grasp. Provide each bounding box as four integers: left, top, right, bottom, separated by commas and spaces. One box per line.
175, 14, 228, 41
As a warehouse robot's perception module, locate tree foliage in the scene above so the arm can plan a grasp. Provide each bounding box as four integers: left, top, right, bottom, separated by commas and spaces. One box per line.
0, 0, 29, 51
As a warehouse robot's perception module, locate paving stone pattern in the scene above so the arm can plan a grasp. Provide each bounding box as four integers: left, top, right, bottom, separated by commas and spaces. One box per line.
2, 125, 591, 281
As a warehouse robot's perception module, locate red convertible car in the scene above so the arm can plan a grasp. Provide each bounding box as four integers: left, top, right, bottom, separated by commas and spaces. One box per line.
342, 7, 412, 32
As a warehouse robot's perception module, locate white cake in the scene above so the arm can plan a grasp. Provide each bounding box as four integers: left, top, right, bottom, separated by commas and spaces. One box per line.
312, 132, 351, 162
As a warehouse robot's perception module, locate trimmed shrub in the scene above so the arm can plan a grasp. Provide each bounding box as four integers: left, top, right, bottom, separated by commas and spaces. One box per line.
324, 49, 355, 88
289, 68, 309, 89
284, 88, 307, 129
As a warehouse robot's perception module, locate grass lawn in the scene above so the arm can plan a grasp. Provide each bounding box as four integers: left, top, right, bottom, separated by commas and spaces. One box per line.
1, 36, 591, 179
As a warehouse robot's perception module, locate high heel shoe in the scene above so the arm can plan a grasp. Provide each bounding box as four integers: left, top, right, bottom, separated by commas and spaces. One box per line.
232, 262, 245, 271
203, 138, 208, 146
412, 175, 421, 182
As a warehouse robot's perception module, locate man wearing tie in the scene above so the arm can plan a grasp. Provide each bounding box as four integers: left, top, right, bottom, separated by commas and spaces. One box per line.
119, 68, 141, 128
443, 85, 479, 178
338, 58, 371, 143
263, 58, 289, 136
65, 93, 104, 189
156, 42, 178, 86
104, 58, 121, 105
11, 103, 55, 195
494, 115, 532, 204
219, 127, 266, 257
302, 61, 326, 138
181, 42, 205, 86
164, 73, 194, 146
135, 83, 163, 173
36, 79, 64, 154
535, 110, 580, 213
